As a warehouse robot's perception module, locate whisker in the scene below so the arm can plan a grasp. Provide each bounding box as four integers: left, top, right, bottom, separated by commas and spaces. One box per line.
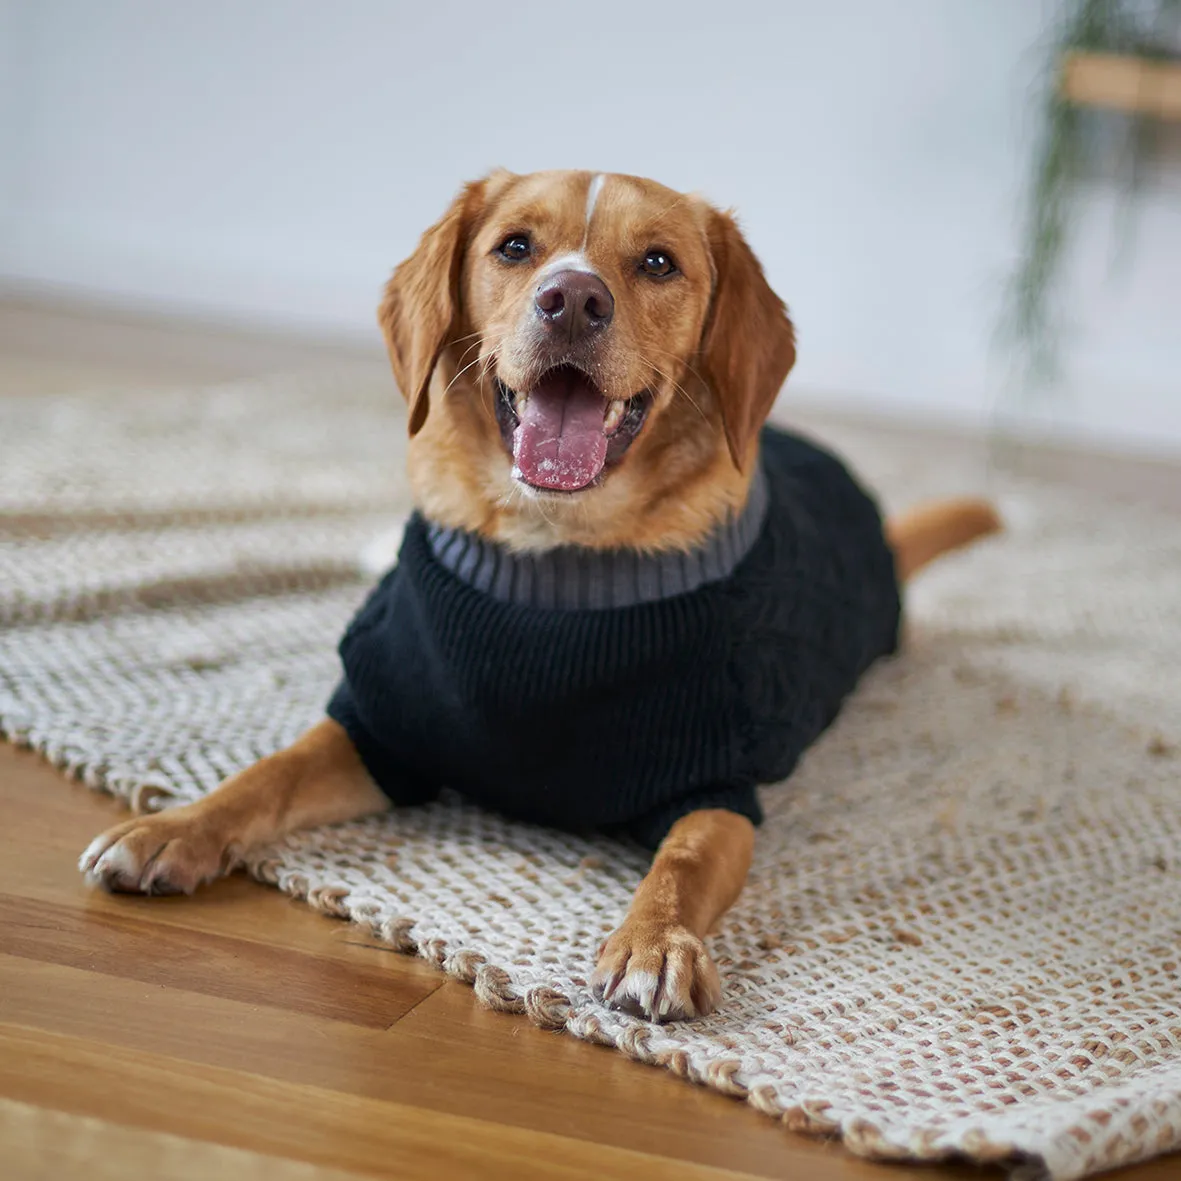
442, 351, 488, 398
645, 346, 711, 393
442, 330, 511, 400
636, 352, 710, 427
535, 493, 560, 528
478, 347, 504, 418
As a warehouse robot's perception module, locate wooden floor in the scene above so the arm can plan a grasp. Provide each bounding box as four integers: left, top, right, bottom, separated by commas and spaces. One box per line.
2, 295, 1179, 1180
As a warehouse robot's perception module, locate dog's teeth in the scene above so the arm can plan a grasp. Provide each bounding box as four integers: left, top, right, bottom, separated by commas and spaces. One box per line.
604, 400, 626, 434
514, 394, 528, 416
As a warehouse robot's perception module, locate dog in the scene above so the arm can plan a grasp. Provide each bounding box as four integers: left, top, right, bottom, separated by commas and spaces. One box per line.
81, 169, 1000, 1022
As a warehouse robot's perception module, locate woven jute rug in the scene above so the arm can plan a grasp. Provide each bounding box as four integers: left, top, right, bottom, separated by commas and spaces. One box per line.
2, 373, 1179, 1181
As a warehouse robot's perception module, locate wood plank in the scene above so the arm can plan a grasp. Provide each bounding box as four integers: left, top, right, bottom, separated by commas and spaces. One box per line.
0, 1026, 756, 1181
391, 980, 825, 1155
0, 955, 976, 1180
1061, 51, 1181, 121
380, 979, 893, 1177
1, 1095, 369, 1181
0, 893, 434, 1029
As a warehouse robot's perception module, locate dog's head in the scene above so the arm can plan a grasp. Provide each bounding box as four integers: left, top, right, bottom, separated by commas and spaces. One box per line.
381, 170, 795, 550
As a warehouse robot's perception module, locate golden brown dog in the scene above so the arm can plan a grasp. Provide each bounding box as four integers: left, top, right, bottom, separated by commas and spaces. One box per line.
81, 169, 999, 1022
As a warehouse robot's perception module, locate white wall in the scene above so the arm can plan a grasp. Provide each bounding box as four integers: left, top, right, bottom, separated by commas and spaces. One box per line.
0, 0, 23, 223
1, 0, 1178, 454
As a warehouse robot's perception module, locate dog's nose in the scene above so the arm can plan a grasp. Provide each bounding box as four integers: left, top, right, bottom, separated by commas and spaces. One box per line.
534, 270, 614, 340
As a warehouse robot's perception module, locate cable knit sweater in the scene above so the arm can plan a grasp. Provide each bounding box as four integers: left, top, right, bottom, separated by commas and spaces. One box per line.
328, 427, 901, 848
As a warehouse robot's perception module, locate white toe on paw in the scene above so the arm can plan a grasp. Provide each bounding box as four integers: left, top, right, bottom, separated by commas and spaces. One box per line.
78, 833, 115, 875
607, 968, 662, 1016
90, 842, 142, 887
79, 815, 223, 895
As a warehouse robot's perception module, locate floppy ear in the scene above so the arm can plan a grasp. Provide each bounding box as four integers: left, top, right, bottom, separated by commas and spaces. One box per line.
699, 209, 797, 470
378, 179, 487, 436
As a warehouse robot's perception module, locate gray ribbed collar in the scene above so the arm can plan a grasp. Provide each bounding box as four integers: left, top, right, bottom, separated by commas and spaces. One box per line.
425, 466, 769, 611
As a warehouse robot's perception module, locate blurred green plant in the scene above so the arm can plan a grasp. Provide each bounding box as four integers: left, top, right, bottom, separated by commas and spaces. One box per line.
999, 0, 1181, 402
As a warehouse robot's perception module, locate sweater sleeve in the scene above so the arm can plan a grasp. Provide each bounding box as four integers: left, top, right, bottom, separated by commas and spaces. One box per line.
326, 680, 441, 808
619, 784, 764, 851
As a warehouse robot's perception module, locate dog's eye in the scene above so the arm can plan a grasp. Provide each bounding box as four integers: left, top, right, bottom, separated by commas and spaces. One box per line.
496, 234, 532, 262
640, 249, 677, 279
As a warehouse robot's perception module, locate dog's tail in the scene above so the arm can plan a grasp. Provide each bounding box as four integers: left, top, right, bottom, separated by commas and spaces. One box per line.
886, 498, 1002, 582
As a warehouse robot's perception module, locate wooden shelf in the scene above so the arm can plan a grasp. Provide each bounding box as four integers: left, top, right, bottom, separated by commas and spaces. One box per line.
1060, 50, 1181, 120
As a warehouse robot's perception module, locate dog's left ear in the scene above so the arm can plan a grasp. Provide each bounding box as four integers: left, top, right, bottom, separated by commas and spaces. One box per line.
379, 178, 489, 436
699, 209, 796, 470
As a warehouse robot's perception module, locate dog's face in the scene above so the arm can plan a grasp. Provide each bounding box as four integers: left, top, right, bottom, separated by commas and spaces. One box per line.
381, 170, 796, 550
469, 172, 716, 496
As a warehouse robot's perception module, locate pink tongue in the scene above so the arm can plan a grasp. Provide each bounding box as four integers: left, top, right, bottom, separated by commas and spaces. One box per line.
512, 370, 608, 491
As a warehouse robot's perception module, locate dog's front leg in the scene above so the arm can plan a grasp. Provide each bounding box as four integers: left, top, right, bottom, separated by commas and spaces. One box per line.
80, 719, 389, 895
591, 808, 754, 1022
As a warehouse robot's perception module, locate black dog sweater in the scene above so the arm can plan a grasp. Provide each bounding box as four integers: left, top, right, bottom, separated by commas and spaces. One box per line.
328, 427, 901, 849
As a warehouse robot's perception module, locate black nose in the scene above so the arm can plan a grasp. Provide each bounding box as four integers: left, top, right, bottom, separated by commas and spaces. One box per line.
534, 269, 615, 340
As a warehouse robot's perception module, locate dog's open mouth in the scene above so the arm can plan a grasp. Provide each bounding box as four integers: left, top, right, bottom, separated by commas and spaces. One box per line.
495, 366, 651, 492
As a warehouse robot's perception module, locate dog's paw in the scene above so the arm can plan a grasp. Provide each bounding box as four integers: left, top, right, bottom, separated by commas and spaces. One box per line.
591, 918, 721, 1022
79, 809, 232, 895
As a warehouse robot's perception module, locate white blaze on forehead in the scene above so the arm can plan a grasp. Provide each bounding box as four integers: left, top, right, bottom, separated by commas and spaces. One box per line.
583, 173, 606, 238
537, 174, 608, 278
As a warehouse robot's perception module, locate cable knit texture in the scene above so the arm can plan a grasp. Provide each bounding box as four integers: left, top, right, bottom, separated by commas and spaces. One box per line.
327, 428, 900, 848
2, 371, 1180, 1181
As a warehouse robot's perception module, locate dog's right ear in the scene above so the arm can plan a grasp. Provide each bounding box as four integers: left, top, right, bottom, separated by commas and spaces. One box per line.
378, 178, 489, 436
